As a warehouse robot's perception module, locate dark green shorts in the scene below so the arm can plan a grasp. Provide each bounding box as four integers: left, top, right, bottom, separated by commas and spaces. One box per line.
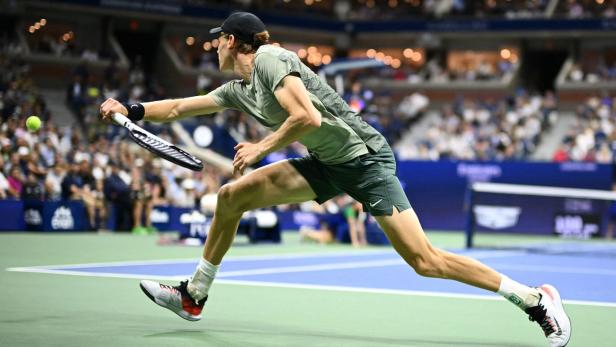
289, 143, 411, 216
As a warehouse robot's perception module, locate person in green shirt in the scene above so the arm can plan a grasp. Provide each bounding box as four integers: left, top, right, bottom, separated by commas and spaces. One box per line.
345, 200, 367, 248
99, 12, 570, 346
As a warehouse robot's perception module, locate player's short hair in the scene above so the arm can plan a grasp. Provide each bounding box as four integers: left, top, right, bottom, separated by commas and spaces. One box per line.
228, 30, 270, 54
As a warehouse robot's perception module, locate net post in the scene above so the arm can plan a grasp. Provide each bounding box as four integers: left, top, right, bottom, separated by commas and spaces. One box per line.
465, 183, 475, 249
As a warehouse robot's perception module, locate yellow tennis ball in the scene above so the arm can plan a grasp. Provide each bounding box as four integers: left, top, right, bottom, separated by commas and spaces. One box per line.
26, 116, 41, 132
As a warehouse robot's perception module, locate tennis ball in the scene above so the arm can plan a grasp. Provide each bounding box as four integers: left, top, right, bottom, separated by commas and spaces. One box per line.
26, 116, 41, 132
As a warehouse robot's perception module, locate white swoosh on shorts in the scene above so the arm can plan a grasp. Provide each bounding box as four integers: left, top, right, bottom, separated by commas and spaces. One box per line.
369, 199, 383, 208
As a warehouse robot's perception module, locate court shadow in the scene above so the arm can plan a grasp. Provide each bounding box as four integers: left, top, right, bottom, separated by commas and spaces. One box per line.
144, 325, 539, 347
1, 315, 65, 324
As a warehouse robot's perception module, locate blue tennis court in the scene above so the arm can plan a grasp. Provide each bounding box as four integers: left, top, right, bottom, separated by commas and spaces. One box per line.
10, 247, 616, 306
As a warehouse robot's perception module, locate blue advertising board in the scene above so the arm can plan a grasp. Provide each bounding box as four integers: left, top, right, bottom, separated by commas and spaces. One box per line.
396, 161, 612, 231
1, 161, 612, 235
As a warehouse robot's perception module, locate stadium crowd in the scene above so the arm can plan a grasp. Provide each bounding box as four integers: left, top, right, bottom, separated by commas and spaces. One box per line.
568, 52, 616, 83
0, 52, 229, 232
180, 0, 551, 20
553, 94, 616, 163
396, 91, 559, 161
556, 0, 616, 18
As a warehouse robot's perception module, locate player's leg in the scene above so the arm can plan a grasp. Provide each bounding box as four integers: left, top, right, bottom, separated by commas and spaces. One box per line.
375, 208, 502, 290
140, 159, 322, 321
202, 160, 317, 264
375, 207, 570, 346
339, 142, 570, 346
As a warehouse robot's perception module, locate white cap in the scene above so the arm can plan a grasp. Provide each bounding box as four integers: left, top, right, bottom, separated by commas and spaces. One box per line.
92, 166, 104, 180
182, 178, 195, 190
18, 146, 30, 156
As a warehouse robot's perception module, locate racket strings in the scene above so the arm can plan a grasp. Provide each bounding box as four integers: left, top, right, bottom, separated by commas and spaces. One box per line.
133, 131, 200, 166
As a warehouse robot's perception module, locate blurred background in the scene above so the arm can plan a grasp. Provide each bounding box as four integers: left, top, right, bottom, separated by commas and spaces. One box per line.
2, 2, 616, 347
0, 0, 615, 242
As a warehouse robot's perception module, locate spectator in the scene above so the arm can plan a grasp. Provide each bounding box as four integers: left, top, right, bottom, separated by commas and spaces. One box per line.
0, 165, 8, 199
44, 162, 65, 201
130, 166, 155, 235
60, 160, 98, 229
21, 172, 44, 201
104, 161, 132, 230
172, 178, 197, 208
345, 201, 367, 248
7, 166, 23, 198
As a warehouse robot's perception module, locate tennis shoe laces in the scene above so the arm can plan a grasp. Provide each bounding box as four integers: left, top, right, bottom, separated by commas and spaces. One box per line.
525, 284, 571, 347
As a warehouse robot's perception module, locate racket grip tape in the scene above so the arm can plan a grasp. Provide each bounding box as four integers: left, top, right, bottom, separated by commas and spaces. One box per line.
112, 113, 131, 126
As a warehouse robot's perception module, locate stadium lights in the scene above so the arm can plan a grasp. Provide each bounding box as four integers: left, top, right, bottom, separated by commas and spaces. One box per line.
60, 31, 74, 42
411, 51, 422, 62
500, 48, 511, 59
28, 19, 48, 34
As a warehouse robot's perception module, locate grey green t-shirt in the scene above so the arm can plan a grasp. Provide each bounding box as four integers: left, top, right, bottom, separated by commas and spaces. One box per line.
209, 45, 385, 164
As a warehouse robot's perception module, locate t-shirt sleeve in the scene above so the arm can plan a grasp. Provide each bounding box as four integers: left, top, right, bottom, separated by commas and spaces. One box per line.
255, 51, 302, 93
208, 81, 236, 109
343, 206, 356, 219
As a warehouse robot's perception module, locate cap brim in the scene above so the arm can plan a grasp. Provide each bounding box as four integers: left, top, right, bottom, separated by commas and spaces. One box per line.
209, 27, 223, 35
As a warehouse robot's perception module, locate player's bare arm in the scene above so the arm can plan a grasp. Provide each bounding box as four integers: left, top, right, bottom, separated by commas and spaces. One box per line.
232, 74, 321, 175
99, 95, 224, 123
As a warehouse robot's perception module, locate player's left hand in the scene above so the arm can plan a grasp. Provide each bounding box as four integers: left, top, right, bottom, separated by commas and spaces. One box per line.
233, 142, 265, 175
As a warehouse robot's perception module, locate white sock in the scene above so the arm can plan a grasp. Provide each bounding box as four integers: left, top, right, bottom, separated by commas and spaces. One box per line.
497, 274, 540, 310
187, 258, 219, 301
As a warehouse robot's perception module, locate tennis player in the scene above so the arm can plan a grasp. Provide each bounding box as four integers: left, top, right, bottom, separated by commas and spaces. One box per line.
99, 12, 570, 346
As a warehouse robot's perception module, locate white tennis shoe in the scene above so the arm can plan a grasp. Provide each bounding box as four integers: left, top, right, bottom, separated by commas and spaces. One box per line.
525, 284, 571, 347
140, 280, 207, 321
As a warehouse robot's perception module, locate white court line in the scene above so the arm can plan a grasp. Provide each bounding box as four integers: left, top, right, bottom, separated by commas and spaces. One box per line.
214, 279, 616, 308
7, 249, 397, 271
5, 267, 185, 281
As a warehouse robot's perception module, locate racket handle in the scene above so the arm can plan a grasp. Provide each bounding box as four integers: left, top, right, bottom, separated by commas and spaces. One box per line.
112, 112, 131, 126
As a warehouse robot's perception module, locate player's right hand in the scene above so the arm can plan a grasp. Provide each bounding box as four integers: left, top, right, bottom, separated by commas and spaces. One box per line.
99, 98, 128, 123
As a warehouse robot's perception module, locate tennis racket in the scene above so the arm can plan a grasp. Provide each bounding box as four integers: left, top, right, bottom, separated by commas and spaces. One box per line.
112, 113, 204, 171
